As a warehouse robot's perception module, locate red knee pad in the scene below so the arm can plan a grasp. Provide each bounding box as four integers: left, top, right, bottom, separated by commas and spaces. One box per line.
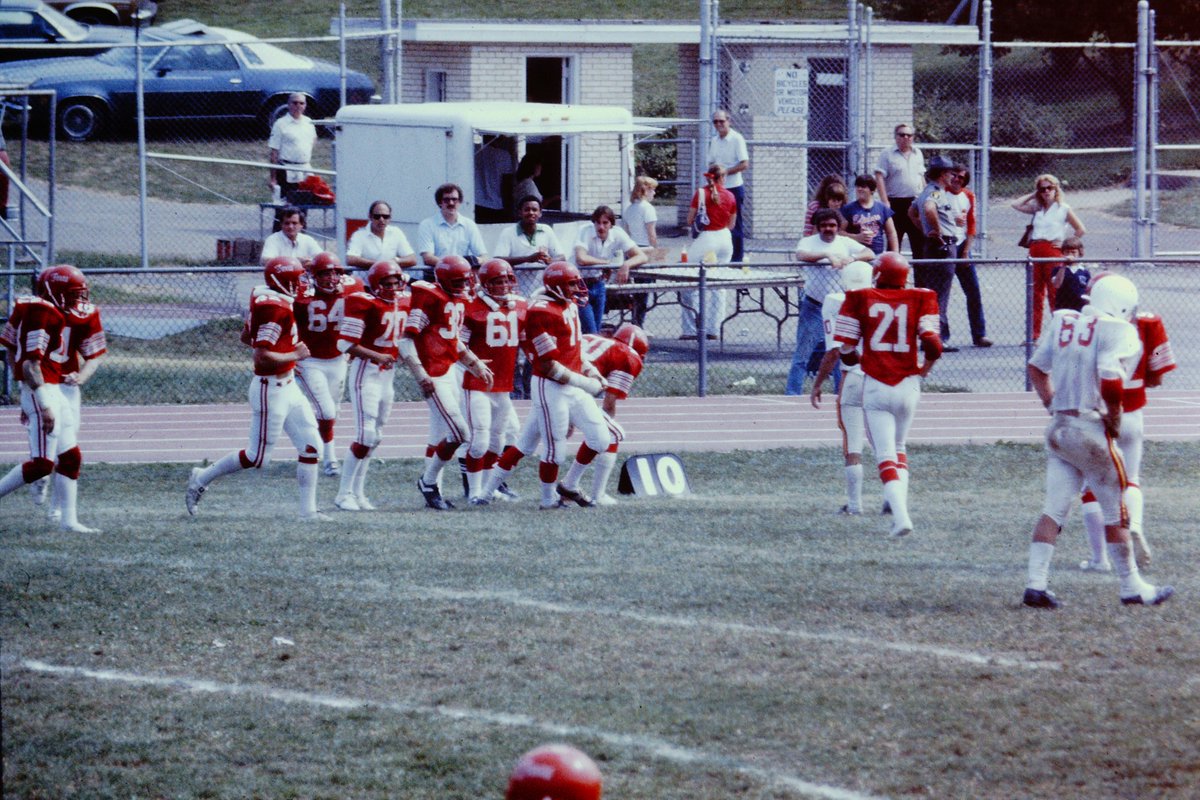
350, 442, 372, 459
22, 457, 54, 483
498, 445, 525, 470
464, 454, 484, 473
575, 443, 599, 466
299, 445, 319, 465
55, 447, 82, 480
424, 444, 437, 459
538, 461, 559, 484
483, 451, 499, 469
606, 442, 619, 454
238, 449, 259, 469
436, 440, 461, 461
317, 418, 335, 443
878, 460, 900, 484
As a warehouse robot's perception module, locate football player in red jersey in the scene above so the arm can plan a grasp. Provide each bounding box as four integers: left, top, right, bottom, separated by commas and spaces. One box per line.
556, 322, 648, 505
332, 260, 410, 511
0, 265, 101, 532
186, 257, 327, 521
294, 252, 352, 477
400, 255, 494, 510
1022, 273, 1173, 609
460, 259, 527, 505
1077, 277, 1176, 573
834, 252, 942, 538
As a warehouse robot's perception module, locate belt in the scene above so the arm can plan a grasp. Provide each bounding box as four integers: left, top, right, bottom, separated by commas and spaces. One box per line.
804, 295, 822, 307
259, 373, 294, 387
1055, 409, 1080, 417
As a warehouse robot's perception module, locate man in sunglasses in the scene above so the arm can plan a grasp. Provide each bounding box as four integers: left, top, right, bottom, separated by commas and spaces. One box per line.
873, 123, 926, 259
415, 183, 489, 284
345, 200, 417, 279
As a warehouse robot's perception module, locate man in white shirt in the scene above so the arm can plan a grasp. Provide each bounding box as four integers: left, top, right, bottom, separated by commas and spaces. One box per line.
708, 110, 750, 262
874, 122, 926, 258
267, 93, 317, 202
345, 200, 417, 277
261, 207, 325, 267
492, 195, 565, 298
415, 183, 488, 283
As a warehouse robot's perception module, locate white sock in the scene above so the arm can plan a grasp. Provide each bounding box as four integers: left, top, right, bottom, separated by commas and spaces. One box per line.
0, 464, 27, 498
1026, 541, 1055, 591
483, 466, 512, 498
297, 461, 319, 515
561, 459, 586, 491
337, 453, 361, 498
466, 466, 484, 499
323, 440, 337, 463
882, 479, 909, 526
1125, 484, 1144, 537
1108, 541, 1154, 599
540, 481, 557, 506
353, 453, 372, 498
845, 463, 864, 513
1081, 501, 1107, 564
422, 454, 452, 488
591, 451, 618, 499
56, 474, 80, 527
199, 451, 244, 486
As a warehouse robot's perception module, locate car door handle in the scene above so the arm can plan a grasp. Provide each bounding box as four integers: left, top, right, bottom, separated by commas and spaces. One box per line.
229, 78, 242, 85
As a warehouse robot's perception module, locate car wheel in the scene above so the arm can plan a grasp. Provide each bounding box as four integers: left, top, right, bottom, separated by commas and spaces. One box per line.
58, 100, 106, 142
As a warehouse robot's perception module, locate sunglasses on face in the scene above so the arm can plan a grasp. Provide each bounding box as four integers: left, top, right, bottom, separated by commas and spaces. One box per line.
896, 132, 914, 137
371, 213, 391, 220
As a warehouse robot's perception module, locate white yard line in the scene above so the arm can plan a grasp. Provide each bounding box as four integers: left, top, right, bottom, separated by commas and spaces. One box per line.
16, 658, 887, 800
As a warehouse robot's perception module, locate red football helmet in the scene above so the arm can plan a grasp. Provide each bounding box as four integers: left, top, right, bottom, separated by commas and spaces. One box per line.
435, 255, 473, 298
366, 260, 406, 302
543, 261, 588, 306
264, 256, 306, 297
612, 322, 649, 357
875, 252, 910, 289
307, 251, 345, 294
479, 258, 517, 301
37, 264, 89, 314
505, 744, 602, 800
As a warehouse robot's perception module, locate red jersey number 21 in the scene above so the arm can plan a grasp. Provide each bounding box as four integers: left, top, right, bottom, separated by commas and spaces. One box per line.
868, 302, 910, 353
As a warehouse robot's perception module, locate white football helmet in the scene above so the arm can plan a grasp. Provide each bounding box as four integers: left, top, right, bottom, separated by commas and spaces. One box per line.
842, 260, 873, 291
1086, 273, 1138, 322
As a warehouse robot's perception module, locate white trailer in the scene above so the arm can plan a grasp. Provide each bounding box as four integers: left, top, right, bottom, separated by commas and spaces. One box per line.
333, 101, 661, 253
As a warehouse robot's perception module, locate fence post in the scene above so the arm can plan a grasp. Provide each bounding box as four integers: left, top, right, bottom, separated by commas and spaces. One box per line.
697, 262, 708, 397
978, 0, 993, 259
1024, 255, 1034, 391
1132, 0, 1150, 258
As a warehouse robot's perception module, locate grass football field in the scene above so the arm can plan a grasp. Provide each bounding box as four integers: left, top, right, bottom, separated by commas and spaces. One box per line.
2, 442, 1199, 799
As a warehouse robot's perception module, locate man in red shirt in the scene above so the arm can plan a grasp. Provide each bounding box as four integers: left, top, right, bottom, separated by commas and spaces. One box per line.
186, 257, 327, 521
834, 253, 942, 538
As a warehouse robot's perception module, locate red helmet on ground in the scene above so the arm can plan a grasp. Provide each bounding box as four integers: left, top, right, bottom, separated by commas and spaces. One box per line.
612, 322, 649, 357
479, 258, 517, 301
264, 256, 306, 297
307, 252, 345, 293
366, 260, 406, 302
875, 252, 910, 289
435, 255, 473, 298
505, 744, 602, 800
37, 264, 89, 314
543, 261, 588, 306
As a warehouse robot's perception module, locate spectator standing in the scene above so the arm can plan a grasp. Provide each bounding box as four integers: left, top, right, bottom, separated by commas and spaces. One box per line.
511, 154, 544, 210
874, 123, 926, 257
947, 168, 992, 347
416, 183, 489, 284
708, 109, 749, 262
261, 207, 324, 267
492, 195, 565, 299
267, 93, 316, 203
1052, 237, 1091, 312
784, 208, 873, 395
912, 155, 965, 351
572, 205, 646, 334
1011, 173, 1087, 341
803, 175, 849, 237
345, 200, 417, 277
840, 174, 898, 255
680, 164, 737, 341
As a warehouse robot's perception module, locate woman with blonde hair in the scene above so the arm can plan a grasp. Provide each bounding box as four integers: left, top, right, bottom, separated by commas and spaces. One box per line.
622, 175, 663, 259
680, 163, 737, 340
1012, 173, 1086, 339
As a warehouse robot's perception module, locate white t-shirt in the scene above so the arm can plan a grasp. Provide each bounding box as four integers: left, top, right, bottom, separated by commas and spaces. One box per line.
795, 233, 862, 302
1029, 202, 1072, 242
268, 114, 317, 182
572, 225, 637, 279
261, 230, 324, 263
708, 129, 749, 189
622, 199, 658, 247
346, 225, 414, 263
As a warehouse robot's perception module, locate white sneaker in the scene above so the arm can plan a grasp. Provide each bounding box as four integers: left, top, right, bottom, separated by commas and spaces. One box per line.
334, 494, 361, 512
594, 493, 618, 506
1079, 558, 1112, 573
300, 510, 333, 522
29, 477, 49, 506
185, 467, 206, 516
1130, 530, 1152, 570
355, 495, 377, 511
322, 460, 341, 477
60, 521, 100, 534
46, 507, 62, 524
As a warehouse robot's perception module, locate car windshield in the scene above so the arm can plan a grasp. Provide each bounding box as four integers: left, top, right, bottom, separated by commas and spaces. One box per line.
234, 41, 310, 70
94, 41, 160, 69
38, 4, 88, 39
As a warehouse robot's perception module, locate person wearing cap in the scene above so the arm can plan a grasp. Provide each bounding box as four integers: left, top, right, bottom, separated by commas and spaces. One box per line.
910, 155, 966, 351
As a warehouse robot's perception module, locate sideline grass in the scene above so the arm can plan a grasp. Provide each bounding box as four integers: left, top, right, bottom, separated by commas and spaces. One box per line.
2, 442, 1198, 798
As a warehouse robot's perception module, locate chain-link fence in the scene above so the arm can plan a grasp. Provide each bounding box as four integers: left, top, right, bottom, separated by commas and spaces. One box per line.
2, 257, 1196, 406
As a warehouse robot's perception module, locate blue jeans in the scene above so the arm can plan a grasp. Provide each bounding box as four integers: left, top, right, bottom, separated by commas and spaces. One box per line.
914, 260, 955, 343
954, 244, 987, 341
785, 296, 826, 395
580, 278, 606, 334
729, 184, 746, 263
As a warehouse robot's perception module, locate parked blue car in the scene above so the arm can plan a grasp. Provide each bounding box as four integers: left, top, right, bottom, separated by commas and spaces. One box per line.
0, 18, 376, 141
0, 0, 132, 63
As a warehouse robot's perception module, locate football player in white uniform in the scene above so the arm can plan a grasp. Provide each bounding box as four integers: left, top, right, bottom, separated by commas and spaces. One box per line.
810, 260, 873, 515
1022, 273, 1173, 609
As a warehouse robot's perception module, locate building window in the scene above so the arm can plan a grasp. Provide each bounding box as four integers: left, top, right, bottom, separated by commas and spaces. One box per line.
425, 69, 447, 102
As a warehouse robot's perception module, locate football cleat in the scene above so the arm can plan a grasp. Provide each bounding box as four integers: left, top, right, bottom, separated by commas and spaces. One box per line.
1079, 558, 1112, 573
1023, 588, 1061, 609
60, 520, 100, 534
355, 495, 377, 511
468, 496, 490, 507
889, 517, 913, 538
556, 483, 595, 508
334, 494, 361, 512
417, 477, 454, 510
1130, 530, 1152, 570
322, 460, 341, 477
1120, 585, 1175, 606
299, 511, 334, 523
594, 493, 618, 507
185, 467, 206, 516
493, 481, 520, 502
538, 500, 566, 510
838, 504, 862, 516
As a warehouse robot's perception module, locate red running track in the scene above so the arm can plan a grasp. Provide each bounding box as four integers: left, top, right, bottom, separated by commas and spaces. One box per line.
1, 391, 1197, 465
